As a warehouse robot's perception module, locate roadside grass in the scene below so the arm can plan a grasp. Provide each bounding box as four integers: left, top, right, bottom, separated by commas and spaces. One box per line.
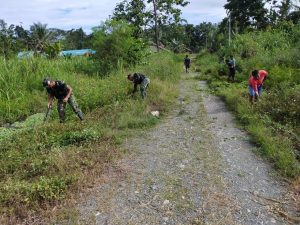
194, 52, 300, 178
0, 52, 181, 223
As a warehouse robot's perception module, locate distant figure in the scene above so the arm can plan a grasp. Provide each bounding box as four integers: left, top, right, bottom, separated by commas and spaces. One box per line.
184, 55, 191, 73
248, 70, 260, 104
42, 78, 84, 122
127, 73, 150, 99
227, 55, 236, 81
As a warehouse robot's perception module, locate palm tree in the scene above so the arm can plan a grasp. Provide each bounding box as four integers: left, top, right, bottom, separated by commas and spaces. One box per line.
29, 22, 53, 53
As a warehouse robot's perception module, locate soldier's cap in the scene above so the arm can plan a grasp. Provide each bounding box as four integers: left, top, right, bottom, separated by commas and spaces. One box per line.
42, 78, 50, 87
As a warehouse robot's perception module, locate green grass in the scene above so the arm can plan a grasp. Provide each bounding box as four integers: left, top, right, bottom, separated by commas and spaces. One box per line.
194, 56, 300, 178
0, 51, 182, 223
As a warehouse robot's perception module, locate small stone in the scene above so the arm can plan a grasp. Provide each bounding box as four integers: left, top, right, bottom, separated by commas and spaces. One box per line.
163, 200, 170, 205
152, 185, 158, 190
270, 218, 276, 223
135, 191, 139, 194
163, 217, 169, 222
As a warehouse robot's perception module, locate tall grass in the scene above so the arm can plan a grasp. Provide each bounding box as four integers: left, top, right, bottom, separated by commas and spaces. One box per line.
0, 51, 182, 223
195, 24, 300, 178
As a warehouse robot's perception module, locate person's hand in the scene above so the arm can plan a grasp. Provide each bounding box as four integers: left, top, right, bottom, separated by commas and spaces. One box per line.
63, 97, 68, 103
47, 103, 52, 109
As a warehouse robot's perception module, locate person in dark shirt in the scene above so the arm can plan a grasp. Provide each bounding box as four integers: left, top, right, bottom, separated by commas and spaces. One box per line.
127, 73, 150, 99
42, 78, 84, 122
184, 55, 191, 73
227, 55, 236, 82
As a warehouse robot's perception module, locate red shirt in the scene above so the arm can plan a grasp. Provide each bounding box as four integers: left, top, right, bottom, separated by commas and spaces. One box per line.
249, 76, 259, 92
258, 70, 268, 86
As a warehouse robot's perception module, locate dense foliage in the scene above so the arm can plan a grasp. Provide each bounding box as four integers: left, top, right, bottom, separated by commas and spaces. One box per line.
0, 52, 182, 223
91, 20, 148, 76
195, 21, 300, 177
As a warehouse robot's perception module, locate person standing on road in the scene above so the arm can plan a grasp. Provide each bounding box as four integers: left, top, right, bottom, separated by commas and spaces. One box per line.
227, 55, 236, 82
127, 73, 150, 99
42, 78, 84, 123
184, 55, 191, 73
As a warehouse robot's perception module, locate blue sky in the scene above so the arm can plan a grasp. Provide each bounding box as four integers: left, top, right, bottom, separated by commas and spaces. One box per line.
0, 0, 227, 33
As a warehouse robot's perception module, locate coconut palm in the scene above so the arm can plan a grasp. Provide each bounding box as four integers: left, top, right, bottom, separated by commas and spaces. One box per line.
29, 22, 53, 53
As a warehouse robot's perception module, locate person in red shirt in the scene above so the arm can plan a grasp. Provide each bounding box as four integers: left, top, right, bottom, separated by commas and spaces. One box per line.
257, 70, 268, 94
248, 70, 260, 103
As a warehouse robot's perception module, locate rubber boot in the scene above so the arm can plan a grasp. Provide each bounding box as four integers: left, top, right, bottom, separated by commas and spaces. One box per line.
77, 110, 84, 121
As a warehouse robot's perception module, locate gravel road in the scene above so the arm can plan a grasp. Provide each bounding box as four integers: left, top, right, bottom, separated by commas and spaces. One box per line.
75, 73, 296, 225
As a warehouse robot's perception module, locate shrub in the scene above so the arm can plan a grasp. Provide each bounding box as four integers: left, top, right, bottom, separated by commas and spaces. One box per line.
91, 20, 148, 76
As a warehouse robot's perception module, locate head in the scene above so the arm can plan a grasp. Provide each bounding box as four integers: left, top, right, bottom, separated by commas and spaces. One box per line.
251, 70, 259, 79
42, 78, 54, 88
127, 74, 133, 81
230, 55, 233, 59
186, 55, 188, 58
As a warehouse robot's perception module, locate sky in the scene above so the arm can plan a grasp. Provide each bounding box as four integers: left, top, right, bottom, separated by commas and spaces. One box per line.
0, 0, 228, 33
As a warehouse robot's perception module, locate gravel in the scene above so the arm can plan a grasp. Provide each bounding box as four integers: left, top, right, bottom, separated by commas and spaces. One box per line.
74, 75, 293, 225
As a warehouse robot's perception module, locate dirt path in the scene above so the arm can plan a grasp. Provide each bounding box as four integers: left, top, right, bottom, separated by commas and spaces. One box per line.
75, 73, 294, 225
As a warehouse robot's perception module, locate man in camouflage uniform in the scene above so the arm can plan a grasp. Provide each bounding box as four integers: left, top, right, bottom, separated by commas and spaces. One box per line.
127, 73, 150, 99
42, 78, 84, 122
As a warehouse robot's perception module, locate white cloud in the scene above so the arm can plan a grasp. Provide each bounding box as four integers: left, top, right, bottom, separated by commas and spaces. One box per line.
0, 0, 227, 32
181, 0, 227, 24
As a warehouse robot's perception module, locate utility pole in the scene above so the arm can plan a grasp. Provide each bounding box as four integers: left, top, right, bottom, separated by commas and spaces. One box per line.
153, 0, 159, 52
228, 11, 231, 46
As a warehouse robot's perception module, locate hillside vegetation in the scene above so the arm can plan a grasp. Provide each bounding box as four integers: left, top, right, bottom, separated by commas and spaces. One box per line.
195, 22, 300, 177
0, 52, 181, 222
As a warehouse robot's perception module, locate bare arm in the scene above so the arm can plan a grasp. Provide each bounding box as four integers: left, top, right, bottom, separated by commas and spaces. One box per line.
63, 85, 73, 102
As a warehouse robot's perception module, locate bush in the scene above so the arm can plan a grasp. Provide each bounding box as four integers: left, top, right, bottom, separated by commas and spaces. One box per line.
195, 25, 300, 177
91, 20, 148, 76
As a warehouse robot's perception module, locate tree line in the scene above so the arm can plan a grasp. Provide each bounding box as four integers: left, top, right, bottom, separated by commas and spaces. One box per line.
0, 0, 299, 60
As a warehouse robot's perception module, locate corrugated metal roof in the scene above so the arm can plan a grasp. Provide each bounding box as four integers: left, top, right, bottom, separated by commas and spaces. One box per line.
59, 49, 96, 56
17, 49, 96, 58
17, 51, 34, 58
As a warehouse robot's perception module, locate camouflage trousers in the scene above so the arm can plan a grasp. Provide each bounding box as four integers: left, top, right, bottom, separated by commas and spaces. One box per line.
140, 78, 150, 99
57, 95, 84, 123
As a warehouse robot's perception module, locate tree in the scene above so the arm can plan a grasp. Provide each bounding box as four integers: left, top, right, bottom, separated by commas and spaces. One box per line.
29, 22, 53, 53
112, 0, 146, 37
62, 28, 90, 50
0, 20, 15, 59
224, 0, 268, 32
278, 0, 293, 20
148, 0, 189, 51
91, 20, 147, 76
44, 42, 62, 59
112, 0, 189, 51
14, 25, 31, 51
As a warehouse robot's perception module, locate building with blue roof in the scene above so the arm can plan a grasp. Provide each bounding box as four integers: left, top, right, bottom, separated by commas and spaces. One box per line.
17, 49, 96, 58
59, 49, 96, 57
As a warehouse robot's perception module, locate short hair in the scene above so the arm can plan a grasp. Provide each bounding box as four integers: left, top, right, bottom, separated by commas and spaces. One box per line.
42, 78, 50, 87
252, 70, 259, 78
